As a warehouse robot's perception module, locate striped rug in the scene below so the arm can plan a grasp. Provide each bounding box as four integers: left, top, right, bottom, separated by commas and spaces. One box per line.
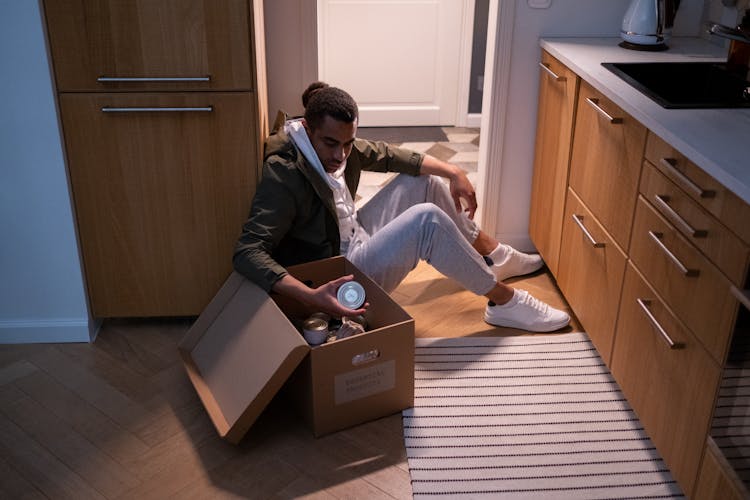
402, 332, 684, 499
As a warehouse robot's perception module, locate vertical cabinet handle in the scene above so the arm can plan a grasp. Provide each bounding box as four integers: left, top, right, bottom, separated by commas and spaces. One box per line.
572, 214, 605, 248
585, 97, 623, 124
659, 158, 716, 199
637, 298, 681, 349
653, 195, 708, 238
648, 231, 700, 277
539, 62, 566, 81
731, 286, 750, 311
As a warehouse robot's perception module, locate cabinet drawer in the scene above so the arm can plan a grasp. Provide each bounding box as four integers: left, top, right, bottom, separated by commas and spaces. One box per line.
611, 263, 721, 495
43, 0, 253, 91
630, 196, 740, 362
640, 161, 750, 287
558, 188, 627, 365
645, 132, 750, 246
569, 80, 647, 250
59, 92, 258, 316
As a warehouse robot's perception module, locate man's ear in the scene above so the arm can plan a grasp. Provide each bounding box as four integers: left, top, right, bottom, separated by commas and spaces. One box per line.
302, 118, 311, 134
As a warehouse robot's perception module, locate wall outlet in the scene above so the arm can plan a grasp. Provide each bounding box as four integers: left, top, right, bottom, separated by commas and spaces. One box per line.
528, 0, 552, 8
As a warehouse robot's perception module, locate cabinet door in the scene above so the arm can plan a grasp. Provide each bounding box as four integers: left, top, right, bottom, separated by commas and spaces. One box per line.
43, 0, 253, 91
59, 92, 258, 317
528, 51, 579, 277
558, 189, 626, 365
569, 81, 647, 250
611, 263, 721, 495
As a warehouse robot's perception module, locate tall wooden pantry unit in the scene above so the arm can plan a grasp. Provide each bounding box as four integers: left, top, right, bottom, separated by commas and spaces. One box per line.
42, 1, 268, 317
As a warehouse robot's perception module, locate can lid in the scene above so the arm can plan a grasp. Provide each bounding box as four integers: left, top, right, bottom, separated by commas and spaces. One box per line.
303, 317, 328, 331
337, 281, 366, 309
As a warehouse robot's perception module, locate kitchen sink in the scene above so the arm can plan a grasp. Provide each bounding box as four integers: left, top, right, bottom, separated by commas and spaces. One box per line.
602, 61, 750, 109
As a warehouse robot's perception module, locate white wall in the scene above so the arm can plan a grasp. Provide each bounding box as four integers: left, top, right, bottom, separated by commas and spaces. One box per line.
491, 0, 714, 251
264, 0, 318, 119
0, 1, 96, 343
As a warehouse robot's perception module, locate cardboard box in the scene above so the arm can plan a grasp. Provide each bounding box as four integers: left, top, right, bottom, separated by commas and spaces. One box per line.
178, 256, 415, 443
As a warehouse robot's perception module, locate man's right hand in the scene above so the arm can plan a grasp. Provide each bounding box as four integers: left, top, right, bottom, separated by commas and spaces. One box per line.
272, 273, 368, 318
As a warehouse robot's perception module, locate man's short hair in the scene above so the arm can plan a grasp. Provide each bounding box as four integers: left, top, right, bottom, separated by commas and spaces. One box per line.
302, 81, 358, 130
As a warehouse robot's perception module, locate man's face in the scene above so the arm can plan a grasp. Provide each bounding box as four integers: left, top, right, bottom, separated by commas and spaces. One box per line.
304, 115, 357, 173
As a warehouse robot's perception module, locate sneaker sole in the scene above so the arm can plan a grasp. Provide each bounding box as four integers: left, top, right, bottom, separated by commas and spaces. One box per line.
483, 312, 570, 332
493, 260, 546, 282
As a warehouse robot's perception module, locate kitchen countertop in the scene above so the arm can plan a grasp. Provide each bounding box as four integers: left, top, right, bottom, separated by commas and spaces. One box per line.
540, 37, 750, 205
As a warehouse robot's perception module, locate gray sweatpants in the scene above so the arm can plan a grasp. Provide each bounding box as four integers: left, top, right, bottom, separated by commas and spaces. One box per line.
346, 174, 497, 295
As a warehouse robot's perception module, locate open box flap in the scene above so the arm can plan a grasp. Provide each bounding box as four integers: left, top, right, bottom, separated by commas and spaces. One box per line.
179, 272, 309, 443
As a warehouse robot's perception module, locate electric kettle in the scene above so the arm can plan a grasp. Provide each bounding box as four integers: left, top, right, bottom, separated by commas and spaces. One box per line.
620, 0, 681, 50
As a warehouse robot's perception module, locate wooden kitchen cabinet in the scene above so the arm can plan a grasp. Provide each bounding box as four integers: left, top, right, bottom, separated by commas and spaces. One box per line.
557, 189, 626, 365
530, 49, 750, 498
43, 0, 267, 317
646, 133, 750, 245
630, 195, 741, 363
528, 51, 579, 276
568, 80, 647, 250
611, 263, 721, 495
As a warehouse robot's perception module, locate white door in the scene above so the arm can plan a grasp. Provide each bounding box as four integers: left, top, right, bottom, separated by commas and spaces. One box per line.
317, 0, 468, 127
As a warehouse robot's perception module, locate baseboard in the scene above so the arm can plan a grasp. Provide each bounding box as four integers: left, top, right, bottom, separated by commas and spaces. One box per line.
466, 113, 482, 128
0, 317, 101, 344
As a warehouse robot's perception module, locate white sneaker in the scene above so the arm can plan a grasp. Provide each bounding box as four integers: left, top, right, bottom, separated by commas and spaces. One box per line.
484, 289, 570, 332
486, 244, 544, 281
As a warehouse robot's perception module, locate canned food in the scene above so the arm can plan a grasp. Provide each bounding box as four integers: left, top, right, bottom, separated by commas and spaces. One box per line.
302, 316, 329, 345
337, 281, 366, 309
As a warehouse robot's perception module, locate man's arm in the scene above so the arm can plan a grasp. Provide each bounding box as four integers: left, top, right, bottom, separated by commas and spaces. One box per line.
419, 154, 478, 219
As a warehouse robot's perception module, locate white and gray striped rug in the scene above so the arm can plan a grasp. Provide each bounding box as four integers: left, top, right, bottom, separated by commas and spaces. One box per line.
402, 332, 684, 499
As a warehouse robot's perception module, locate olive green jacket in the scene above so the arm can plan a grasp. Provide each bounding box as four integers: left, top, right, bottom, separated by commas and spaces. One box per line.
233, 122, 424, 292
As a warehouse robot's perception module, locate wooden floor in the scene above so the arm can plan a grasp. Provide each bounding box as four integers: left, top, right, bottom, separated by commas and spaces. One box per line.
0, 263, 579, 500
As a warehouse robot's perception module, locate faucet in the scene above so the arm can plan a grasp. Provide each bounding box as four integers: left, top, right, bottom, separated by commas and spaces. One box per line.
708, 10, 750, 77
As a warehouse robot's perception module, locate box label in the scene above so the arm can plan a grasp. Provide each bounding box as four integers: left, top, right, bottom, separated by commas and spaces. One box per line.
334, 359, 395, 405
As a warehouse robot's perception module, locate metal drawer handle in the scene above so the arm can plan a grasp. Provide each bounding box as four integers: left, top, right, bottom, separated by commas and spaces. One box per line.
648, 231, 700, 277
101, 106, 213, 113
538, 62, 566, 81
653, 195, 708, 238
585, 97, 623, 124
572, 214, 605, 248
730, 286, 750, 311
658, 158, 715, 198
97, 76, 211, 82
636, 298, 680, 349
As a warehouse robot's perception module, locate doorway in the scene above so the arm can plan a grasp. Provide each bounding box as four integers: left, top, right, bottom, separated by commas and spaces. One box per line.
316, 0, 472, 127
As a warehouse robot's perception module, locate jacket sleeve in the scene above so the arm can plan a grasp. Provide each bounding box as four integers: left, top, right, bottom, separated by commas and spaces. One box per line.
232, 162, 297, 292
350, 138, 424, 175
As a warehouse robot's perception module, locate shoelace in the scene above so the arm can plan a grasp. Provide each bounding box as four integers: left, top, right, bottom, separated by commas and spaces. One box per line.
518, 290, 549, 314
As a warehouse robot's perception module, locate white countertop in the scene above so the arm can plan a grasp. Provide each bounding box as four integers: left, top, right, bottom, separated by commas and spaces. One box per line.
540, 37, 750, 205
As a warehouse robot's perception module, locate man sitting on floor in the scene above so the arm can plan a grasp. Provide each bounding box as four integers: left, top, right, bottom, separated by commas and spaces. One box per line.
233, 82, 569, 332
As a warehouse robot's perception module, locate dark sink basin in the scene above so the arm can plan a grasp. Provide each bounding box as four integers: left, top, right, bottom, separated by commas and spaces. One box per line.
602, 61, 750, 109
